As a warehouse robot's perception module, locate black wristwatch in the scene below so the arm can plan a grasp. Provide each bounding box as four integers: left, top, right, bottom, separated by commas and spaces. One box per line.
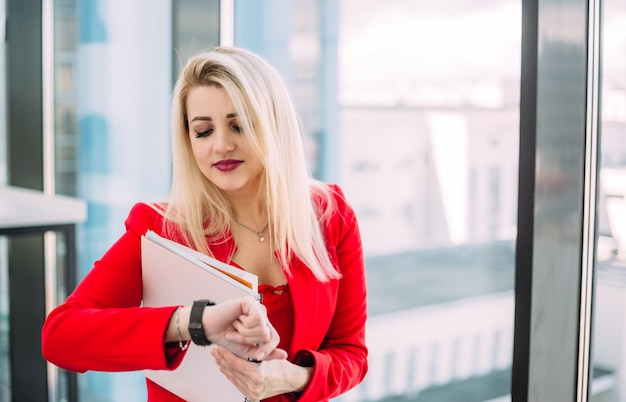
188, 299, 216, 346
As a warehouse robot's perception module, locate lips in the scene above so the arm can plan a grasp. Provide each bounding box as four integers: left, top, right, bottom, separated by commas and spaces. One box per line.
213, 159, 243, 172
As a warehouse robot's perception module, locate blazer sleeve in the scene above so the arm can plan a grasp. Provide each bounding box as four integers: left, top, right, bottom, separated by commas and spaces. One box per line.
294, 184, 368, 401
41, 203, 185, 373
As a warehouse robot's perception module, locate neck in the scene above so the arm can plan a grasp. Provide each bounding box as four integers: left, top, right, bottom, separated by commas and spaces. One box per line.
229, 202, 266, 230
221, 184, 267, 228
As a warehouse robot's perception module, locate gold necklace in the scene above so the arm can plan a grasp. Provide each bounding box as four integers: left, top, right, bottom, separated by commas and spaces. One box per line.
234, 220, 269, 242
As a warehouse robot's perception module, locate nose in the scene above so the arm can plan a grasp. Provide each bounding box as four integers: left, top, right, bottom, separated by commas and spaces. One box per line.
213, 127, 235, 155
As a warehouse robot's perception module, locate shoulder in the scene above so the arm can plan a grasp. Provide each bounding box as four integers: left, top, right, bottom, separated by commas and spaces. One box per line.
311, 181, 354, 216
310, 181, 359, 236
124, 202, 168, 236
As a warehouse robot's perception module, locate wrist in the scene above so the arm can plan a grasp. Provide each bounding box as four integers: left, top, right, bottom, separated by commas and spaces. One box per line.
188, 299, 216, 346
177, 306, 191, 339
166, 306, 191, 345
290, 364, 313, 394
175, 307, 190, 351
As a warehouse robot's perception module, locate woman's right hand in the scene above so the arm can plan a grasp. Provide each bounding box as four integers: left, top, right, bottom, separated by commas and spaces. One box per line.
201, 297, 281, 362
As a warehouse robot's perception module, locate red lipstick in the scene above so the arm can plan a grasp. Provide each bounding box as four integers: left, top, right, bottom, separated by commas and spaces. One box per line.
213, 159, 243, 172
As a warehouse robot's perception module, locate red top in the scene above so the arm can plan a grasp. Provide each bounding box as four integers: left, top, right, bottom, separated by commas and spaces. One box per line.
261, 284, 294, 355
42, 184, 367, 401
261, 284, 294, 402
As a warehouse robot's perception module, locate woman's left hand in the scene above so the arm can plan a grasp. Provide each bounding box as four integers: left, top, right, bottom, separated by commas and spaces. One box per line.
211, 345, 312, 401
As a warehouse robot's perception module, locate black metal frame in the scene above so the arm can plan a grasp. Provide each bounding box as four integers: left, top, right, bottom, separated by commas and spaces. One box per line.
512, 0, 600, 400
1, 224, 78, 402
511, 0, 539, 399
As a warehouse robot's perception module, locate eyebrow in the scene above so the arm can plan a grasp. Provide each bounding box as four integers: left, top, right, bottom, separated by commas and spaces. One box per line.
189, 113, 237, 123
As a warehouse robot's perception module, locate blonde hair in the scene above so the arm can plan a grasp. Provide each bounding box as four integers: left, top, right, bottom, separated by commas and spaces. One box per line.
164, 46, 340, 282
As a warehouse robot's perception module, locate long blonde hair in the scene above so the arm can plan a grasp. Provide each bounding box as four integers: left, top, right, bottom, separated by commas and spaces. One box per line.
164, 47, 340, 282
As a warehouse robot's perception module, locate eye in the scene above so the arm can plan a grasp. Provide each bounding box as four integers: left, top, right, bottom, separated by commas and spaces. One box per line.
231, 124, 242, 133
195, 128, 213, 138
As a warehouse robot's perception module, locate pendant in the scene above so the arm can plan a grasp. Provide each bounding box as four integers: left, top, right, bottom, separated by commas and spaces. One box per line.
259, 233, 265, 242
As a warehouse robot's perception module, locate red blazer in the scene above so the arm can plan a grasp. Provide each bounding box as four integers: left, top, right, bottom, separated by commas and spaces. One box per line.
42, 184, 368, 402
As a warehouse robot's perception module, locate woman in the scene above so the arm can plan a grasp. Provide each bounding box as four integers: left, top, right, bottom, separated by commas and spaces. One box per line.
42, 47, 368, 401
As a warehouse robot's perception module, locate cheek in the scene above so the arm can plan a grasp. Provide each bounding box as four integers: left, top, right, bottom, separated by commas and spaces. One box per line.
188, 145, 210, 176
189, 141, 206, 162
190, 147, 212, 179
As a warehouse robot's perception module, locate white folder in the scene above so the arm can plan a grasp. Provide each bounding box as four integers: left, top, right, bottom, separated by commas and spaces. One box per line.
141, 230, 259, 401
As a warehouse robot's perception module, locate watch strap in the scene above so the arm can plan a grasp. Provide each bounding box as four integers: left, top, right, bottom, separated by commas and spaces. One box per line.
188, 299, 216, 346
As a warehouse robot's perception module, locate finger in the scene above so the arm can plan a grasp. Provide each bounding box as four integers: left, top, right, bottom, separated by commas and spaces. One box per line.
213, 346, 266, 388
225, 327, 269, 346
211, 347, 227, 368
228, 319, 272, 346
212, 346, 244, 372
251, 323, 280, 361
236, 313, 267, 334
212, 349, 257, 399
264, 348, 288, 361
238, 297, 266, 320
232, 316, 267, 337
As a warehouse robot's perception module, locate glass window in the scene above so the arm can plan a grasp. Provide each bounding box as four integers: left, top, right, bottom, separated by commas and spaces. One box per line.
0, 0, 5, 184
51, 0, 222, 399
54, 0, 78, 196
235, 0, 329, 178
0, 0, 9, 400
339, 2, 520, 400
171, 0, 220, 79
591, 0, 626, 400
52, 0, 175, 400
48, 0, 523, 399
236, 1, 520, 400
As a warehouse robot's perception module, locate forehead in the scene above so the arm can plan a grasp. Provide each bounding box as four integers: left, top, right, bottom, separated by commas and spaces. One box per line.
186, 85, 233, 111
184, 84, 252, 128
